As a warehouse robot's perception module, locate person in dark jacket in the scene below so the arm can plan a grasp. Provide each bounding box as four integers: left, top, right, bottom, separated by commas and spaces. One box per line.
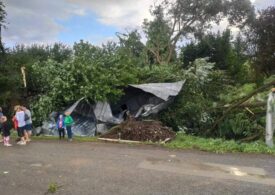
56, 114, 66, 139
1, 116, 12, 147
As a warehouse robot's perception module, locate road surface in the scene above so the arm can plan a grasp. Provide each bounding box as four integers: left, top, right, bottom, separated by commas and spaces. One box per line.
1, 140, 275, 195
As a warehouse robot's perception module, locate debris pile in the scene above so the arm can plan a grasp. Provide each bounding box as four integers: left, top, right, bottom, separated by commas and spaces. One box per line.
100, 118, 175, 142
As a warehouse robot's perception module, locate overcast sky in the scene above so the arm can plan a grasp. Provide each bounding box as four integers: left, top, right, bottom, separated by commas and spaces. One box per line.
2, 0, 275, 47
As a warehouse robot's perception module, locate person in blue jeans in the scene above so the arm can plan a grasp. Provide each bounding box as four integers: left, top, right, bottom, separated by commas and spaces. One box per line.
64, 112, 74, 141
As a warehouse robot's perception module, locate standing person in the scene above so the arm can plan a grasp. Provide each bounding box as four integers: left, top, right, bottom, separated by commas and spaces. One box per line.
22, 106, 32, 142
56, 114, 65, 140
0, 107, 3, 143
15, 106, 26, 145
12, 113, 20, 142
64, 112, 74, 141
266, 88, 275, 148
1, 116, 12, 147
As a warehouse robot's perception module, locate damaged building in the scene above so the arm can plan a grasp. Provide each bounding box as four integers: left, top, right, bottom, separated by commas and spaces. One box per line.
40, 81, 185, 136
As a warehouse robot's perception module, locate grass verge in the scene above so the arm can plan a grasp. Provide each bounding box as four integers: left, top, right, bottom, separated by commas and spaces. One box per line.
10, 130, 275, 154
165, 133, 275, 155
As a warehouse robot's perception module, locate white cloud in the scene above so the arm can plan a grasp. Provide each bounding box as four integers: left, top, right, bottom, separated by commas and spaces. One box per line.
1, 0, 274, 45
254, 0, 275, 10
2, 0, 87, 45
66, 0, 153, 29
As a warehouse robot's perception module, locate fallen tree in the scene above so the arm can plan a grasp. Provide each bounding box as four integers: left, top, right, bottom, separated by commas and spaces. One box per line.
207, 80, 275, 135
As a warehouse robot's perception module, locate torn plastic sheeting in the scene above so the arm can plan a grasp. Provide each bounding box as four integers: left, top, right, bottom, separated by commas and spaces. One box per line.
41, 81, 185, 136
129, 81, 185, 101
94, 101, 123, 124
42, 99, 97, 137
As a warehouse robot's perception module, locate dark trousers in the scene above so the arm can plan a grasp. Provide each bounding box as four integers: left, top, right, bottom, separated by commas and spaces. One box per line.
66, 126, 72, 139
58, 128, 65, 139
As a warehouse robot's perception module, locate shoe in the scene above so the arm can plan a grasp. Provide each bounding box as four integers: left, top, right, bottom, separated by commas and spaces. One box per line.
4, 143, 12, 147
18, 141, 26, 145
26, 139, 31, 142
69, 139, 72, 142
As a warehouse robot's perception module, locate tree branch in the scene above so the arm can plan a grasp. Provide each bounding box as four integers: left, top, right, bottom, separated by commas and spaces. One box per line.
206, 80, 275, 135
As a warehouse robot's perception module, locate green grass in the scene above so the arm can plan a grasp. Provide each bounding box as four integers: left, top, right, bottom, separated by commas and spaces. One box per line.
10, 130, 275, 154
46, 182, 63, 194
165, 133, 275, 154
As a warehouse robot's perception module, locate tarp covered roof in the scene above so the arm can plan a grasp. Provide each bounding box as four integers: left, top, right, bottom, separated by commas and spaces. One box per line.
129, 81, 185, 101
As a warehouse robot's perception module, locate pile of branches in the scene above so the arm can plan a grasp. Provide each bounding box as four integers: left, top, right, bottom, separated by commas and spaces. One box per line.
101, 118, 175, 142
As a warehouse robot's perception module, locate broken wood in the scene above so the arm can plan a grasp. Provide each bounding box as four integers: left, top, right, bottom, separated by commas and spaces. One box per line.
97, 138, 142, 144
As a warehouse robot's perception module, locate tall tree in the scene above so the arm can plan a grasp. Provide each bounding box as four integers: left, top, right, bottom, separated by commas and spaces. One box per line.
0, 1, 7, 55
144, 0, 255, 64
180, 30, 232, 70
143, 5, 176, 65
117, 30, 146, 67
250, 6, 275, 76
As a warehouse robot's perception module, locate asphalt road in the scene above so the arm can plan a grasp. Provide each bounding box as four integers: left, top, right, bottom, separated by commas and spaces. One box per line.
1, 140, 275, 195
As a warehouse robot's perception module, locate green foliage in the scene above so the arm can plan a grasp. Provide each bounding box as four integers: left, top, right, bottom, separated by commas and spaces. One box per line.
137, 64, 184, 83
219, 83, 257, 103
143, 5, 175, 64
218, 112, 260, 139
166, 133, 275, 154
31, 41, 139, 124
117, 30, 146, 67
181, 30, 233, 70
160, 58, 222, 133
144, 0, 254, 64
47, 182, 58, 194
250, 6, 275, 76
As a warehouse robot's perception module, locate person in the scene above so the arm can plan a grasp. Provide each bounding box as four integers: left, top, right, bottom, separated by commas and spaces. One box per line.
64, 112, 74, 141
56, 114, 65, 140
1, 116, 12, 147
13, 106, 21, 142
15, 106, 27, 145
266, 88, 275, 148
22, 106, 33, 142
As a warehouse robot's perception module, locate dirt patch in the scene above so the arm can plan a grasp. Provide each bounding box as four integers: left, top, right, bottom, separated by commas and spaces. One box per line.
100, 119, 176, 142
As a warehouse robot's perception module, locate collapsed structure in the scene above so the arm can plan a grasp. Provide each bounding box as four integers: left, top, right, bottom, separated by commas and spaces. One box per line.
41, 81, 185, 136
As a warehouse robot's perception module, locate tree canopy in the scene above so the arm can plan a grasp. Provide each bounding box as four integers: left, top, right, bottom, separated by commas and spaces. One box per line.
250, 6, 275, 76
143, 0, 255, 64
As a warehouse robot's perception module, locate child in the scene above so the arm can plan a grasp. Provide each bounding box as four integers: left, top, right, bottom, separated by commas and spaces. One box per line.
15, 106, 26, 145
64, 112, 74, 141
56, 114, 65, 139
1, 116, 12, 147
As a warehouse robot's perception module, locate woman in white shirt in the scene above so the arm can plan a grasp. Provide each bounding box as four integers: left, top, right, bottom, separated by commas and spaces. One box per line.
15, 106, 26, 145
